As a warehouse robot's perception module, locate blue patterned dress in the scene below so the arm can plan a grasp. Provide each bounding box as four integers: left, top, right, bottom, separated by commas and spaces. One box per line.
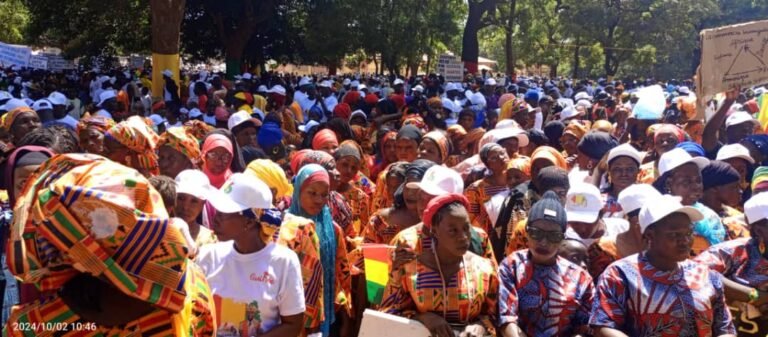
590, 252, 736, 336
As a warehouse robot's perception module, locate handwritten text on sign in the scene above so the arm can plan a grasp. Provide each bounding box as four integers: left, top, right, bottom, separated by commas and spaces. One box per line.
699, 20, 768, 99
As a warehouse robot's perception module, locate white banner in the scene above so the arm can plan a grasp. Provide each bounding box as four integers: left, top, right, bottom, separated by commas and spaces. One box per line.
437, 54, 463, 82
0, 42, 31, 68
44, 54, 76, 71
28, 55, 48, 70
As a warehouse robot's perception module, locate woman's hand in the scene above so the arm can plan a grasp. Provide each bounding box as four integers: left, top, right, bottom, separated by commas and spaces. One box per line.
416, 312, 454, 337
391, 240, 416, 270
459, 324, 486, 337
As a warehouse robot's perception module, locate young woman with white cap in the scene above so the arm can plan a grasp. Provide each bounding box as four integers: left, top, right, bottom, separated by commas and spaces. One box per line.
590, 194, 735, 337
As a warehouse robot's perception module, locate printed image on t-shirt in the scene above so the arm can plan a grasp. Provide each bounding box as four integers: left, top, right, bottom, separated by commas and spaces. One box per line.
215, 296, 264, 337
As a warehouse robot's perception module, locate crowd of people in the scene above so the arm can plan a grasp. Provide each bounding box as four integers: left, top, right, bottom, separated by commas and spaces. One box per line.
0, 64, 767, 337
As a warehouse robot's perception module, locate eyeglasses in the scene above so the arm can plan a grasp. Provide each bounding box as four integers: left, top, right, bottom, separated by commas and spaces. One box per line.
526, 226, 565, 243
206, 151, 232, 162
661, 230, 694, 242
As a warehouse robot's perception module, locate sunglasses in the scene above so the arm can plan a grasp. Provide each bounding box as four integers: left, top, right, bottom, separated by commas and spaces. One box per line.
526, 226, 565, 244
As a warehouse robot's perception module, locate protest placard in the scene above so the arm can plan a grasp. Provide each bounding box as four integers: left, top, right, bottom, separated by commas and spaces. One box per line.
0, 42, 31, 68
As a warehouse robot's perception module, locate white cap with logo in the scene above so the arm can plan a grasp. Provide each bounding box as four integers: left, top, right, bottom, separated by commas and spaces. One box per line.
565, 183, 603, 223
638, 194, 703, 233
406, 165, 463, 195
208, 173, 273, 214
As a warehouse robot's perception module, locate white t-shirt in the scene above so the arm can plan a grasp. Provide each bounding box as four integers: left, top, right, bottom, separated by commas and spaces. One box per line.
196, 241, 305, 336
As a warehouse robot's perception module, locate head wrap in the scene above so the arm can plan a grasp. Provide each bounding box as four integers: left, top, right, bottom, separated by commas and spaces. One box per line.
592, 120, 614, 133
3, 107, 37, 132
577, 131, 619, 161
498, 93, 517, 110
288, 163, 336, 334
333, 103, 352, 120
479, 143, 504, 166
702, 160, 740, 191
402, 114, 426, 131
675, 141, 705, 157
246, 159, 293, 199
183, 120, 214, 140
646, 123, 663, 138
343, 91, 361, 106
563, 121, 589, 140
106, 116, 160, 175
214, 106, 230, 122
365, 94, 379, 106
527, 129, 549, 148
752, 166, 768, 191
335, 140, 363, 161
312, 129, 339, 151
378, 130, 397, 159
531, 146, 568, 170
201, 134, 234, 188
298, 150, 336, 173
447, 125, 467, 139
405, 159, 436, 182
537, 166, 570, 192
390, 94, 406, 110
422, 193, 470, 231
507, 157, 532, 180
654, 124, 685, 143
5, 146, 54, 205
76, 116, 115, 135
258, 122, 283, 149
8, 154, 191, 312
460, 128, 486, 153
158, 127, 201, 163
544, 121, 565, 149
427, 97, 443, 112
499, 97, 527, 120
397, 124, 423, 143
422, 131, 449, 163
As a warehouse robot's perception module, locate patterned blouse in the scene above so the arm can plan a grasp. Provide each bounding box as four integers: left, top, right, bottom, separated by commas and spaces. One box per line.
464, 179, 509, 234
590, 252, 736, 337
351, 172, 376, 199
694, 237, 768, 291
379, 253, 498, 332
340, 185, 371, 239
587, 236, 620, 279
363, 211, 402, 245
498, 250, 594, 337
600, 191, 624, 219
636, 162, 657, 185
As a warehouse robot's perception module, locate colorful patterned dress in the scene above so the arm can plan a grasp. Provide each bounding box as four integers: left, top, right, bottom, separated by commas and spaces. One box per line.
379, 253, 498, 333
351, 172, 376, 199
600, 191, 624, 218
590, 252, 736, 337
498, 250, 594, 337
363, 211, 402, 245
587, 236, 620, 279
636, 162, 657, 185
340, 186, 371, 239
464, 179, 509, 234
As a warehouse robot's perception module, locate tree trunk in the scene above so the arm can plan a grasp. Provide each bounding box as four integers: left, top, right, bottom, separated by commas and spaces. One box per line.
462, 0, 495, 74
572, 38, 580, 79
225, 41, 247, 79
328, 60, 338, 75
503, 0, 516, 76
550, 62, 558, 78
149, 0, 186, 99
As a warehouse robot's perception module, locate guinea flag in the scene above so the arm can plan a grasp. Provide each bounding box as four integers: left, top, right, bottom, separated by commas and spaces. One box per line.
758, 93, 768, 132
362, 244, 393, 305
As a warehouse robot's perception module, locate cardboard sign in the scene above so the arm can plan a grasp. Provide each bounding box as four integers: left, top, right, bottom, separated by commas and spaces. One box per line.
698, 20, 768, 120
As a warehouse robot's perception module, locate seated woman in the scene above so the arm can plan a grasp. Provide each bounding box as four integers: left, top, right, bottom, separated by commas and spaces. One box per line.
498, 191, 594, 337
5, 154, 214, 336
465, 143, 511, 234
380, 194, 498, 337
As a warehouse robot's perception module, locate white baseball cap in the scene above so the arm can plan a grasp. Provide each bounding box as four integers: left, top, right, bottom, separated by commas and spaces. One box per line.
319, 80, 332, 88
496, 127, 529, 148
48, 91, 68, 106
406, 165, 463, 195
617, 184, 663, 215
298, 120, 320, 133
349, 110, 366, 121
393, 78, 404, 86
725, 110, 758, 128
441, 97, 460, 113
188, 108, 203, 118
208, 173, 273, 214
175, 169, 213, 200
228, 110, 257, 131
350, 80, 360, 88
658, 147, 709, 177
342, 78, 351, 86
298, 77, 312, 86
484, 78, 497, 86
716, 143, 755, 164
495, 119, 520, 130
678, 86, 690, 95
267, 85, 286, 96
565, 183, 603, 223
607, 143, 642, 166
638, 194, 703, 233
359, 84, 368, 91
162, 69, 173, 78
242, 73, 253, 80
96, 90, 117, 107
744, 193, 768, 225
32, 99, 52, 112
412, 85, 424, 93
257, 85, 268, 93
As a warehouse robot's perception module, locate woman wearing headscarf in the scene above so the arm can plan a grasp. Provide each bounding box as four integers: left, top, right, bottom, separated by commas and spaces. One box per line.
395, 124, 422, 163
295, 150, 355, 234
200, 132, 234, 189
444, 125, 467, 168
499, 97, 528, 126
465, 144, 510, 234
2, 106, 41, 147
246, 159, 294, 211
76, 115, 115, 155
543, 121, 566, 152
637, 123, 685, 184
197, 173, 305, 337
334, 140, 372, 240
288, 164, 353, 337
104, 115, 160, 177
524, 146, 568, 208
313, 128, 340, 155
157, 127, 201, 179
417, 131, 450, 166
654, 148, 731, 256
6, 154, 214, 336
485, 157, 532, 261
700, 161, 750, 240
380, 194, 498, 337
695, 193, 768, 335
498, 191, 594, 337
1, 146, 53, 320
371, 129, 397, 179
560, 121, 588, 164
576, 131, 618, 176
363, 162, 417, 245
